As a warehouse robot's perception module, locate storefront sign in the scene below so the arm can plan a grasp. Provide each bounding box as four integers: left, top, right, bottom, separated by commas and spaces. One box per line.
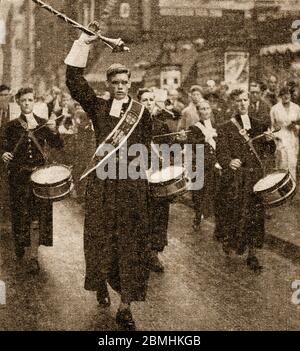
224, 51, 249, 92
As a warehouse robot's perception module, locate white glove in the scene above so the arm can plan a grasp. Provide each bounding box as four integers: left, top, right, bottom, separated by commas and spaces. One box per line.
78, 21, 101, 45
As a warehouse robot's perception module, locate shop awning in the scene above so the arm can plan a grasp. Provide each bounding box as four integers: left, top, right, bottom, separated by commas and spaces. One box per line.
260, 42, 300, 56
85, 41, 162, 83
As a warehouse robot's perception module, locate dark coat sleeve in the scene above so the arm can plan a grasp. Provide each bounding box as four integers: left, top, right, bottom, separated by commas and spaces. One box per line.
142, 108, 153, 149
187, 125, 205, 144
252, 118, 276, 157
41, 127, 64, 149
66, 65, 100, 126
2, 122, 16, 154
216, 124, 233, 171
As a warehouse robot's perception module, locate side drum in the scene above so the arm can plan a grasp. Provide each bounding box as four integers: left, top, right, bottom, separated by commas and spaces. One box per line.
148, 166, 189, 200
31, 164, 74, 201
253, 170, 296, 208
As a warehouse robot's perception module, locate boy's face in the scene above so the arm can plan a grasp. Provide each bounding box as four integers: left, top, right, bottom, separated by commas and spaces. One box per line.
190, 91, 203, 104
235, 92, 249, 115
107, 73, 131, 100
198, 101, 211, 120
281, 93, 291, 104
250, 87, 261, 103
17, 92, 35, 114
268, 77, 277, 92
140, 92, 155, 113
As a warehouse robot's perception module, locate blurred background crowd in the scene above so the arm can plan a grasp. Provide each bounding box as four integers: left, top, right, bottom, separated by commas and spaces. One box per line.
1, 0, 300, 200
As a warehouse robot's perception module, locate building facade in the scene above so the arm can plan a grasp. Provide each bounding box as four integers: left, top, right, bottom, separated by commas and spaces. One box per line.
2, 0, 300, 93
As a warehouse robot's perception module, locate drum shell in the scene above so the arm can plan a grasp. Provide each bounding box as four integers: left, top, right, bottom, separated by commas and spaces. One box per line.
31, 165, 74, 201
254, 170, 296, 208
148, 168, 189, 199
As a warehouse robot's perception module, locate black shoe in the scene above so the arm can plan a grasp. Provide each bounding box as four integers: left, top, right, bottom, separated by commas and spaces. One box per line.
147, 251, 164, 273
27, 258, 40, 274
116, 308, 136, 331
246, 256, 263, 273
96, 284, 111, 308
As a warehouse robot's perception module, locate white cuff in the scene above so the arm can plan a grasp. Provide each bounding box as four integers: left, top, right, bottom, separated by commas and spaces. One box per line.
64, 39, 91, 68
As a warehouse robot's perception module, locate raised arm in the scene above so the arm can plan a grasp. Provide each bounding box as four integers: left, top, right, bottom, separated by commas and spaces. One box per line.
65, 45, 98, 119
64, 23, 102, 124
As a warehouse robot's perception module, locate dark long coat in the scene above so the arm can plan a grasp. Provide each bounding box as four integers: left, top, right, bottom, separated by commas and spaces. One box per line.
66, 66, 152, 302
150, 112, 172, 252
0, 107, 11, 229
215, 115, 276, 253
187, 120, 220, 221
248, 99, 271, 127
2, 115, 63, 254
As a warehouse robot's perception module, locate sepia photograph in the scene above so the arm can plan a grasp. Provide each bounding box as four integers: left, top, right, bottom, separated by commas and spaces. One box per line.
0, 0, 300, 339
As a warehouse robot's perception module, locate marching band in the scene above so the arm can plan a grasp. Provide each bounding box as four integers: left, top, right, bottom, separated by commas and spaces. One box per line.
0, 2, 299, 332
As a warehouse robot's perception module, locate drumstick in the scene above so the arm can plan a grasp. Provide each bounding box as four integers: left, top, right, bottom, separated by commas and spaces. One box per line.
153, 130, 192, 139
11, 133, 26, 156
9, 115, 65, 158
245, 128, 281, 144
32, 114, 65, 133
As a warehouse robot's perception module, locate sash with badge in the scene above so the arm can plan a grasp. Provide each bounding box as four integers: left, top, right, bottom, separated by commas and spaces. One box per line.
194, 120, 222, 170
230, 116, 263, 168
80, 99, 145, 180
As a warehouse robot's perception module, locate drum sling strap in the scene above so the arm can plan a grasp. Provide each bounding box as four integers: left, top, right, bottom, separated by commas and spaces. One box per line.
194, 121, 216, 150
230, 117, 263, 170
193, 121, 222, 170
80, 99, 145, 180
16, 117, 48, 161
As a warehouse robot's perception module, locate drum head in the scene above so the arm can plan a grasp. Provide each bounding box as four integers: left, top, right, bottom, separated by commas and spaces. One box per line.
148, 166, 184, 184
31, 164, 71, 186
253, 171, 287, 193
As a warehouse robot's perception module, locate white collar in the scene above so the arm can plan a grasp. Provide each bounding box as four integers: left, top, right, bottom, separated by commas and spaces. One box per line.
115, 96, 129, 104
203, 118, 213, 128
110, 96, 129, 118
240, 114, 251, 130
24, 112, 34, 119
24, 113, 38, 130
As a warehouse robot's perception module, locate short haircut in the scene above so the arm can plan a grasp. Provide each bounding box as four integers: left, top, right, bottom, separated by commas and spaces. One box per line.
106, 63, 131, 81
249, 82, 261, 91
230, 88, 249, 100
197, 99, 210, 108
15, 87, 34, 100
189, 85, 203, 94
0, 84, 10, 93
259, 81, 267, 92
137, 88, 152, 102
279, 86, 291, 97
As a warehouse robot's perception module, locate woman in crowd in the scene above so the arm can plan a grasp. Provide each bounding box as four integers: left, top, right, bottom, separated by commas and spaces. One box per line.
270, 86, 300, 180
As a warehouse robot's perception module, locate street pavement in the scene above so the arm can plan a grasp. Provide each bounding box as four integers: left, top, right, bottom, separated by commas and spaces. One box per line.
0, 197, 299, 331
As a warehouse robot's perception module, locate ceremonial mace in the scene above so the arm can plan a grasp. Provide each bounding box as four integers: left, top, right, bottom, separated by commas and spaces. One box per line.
31, 0, 130, 52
